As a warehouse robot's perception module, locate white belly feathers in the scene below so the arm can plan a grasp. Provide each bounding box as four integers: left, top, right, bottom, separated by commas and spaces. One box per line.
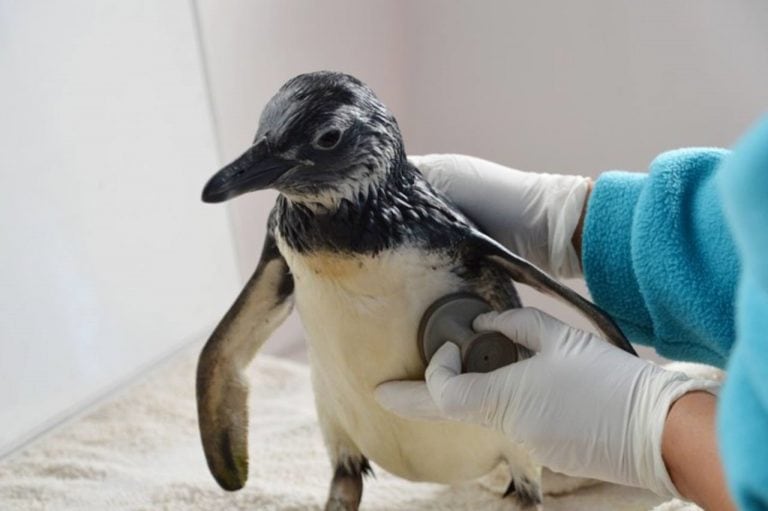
276, 238, 531, 484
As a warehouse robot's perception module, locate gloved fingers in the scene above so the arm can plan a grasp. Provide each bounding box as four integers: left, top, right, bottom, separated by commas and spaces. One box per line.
424, 342, 463, 391
374, 343, 491, 424
374, 381, 446, 421
473, 307, 564, 353
410, 153, 526, 177
408, 154, 590, 278
425, 342, 493, 422
407, 155, 452, 195
410, 154, 530, 203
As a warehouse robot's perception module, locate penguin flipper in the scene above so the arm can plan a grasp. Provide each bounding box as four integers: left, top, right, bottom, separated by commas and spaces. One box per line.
464, 229, 636, 356
196, 227, 294, 491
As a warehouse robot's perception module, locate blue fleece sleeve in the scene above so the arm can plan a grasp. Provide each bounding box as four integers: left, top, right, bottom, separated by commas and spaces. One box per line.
716, 116, 768, 510
583, 116, 768, 509
583, 148, 738, 368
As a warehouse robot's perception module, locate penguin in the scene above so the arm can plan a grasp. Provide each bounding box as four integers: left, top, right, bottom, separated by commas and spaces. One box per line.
196, 71, 634, 510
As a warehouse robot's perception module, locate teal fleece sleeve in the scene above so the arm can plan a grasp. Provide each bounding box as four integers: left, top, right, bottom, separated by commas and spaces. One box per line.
583, 115, 768, 509
583, 148, 738, 368
716, 116, 768, 511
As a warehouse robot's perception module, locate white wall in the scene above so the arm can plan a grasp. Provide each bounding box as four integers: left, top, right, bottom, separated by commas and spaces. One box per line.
0, 2, 240, 455
400, 0, 768, 333
402, 1, 768, 171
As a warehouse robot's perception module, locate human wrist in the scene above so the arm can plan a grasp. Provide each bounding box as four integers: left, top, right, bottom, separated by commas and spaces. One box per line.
661, 390, 735, 510
571, 178, 592, 264
634, 370, 715, 497
628, 371, 723, 500
663, 392, 714, 498
544, 174, 591, 279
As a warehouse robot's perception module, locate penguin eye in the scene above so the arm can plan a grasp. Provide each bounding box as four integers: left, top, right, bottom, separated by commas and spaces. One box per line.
314, 128, 342, 150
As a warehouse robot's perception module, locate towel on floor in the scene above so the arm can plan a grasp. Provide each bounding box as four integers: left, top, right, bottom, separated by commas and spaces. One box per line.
0, 345, 703, 510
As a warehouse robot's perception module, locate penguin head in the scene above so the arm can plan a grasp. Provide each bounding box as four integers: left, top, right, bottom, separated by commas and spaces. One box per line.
202, 71, 405, 205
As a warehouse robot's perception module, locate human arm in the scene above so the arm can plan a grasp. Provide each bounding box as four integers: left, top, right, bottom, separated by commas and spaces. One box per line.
413, 150, 740, 365
569, 173, 732, 508
410, 136, 766, 507
377, 307, 724, 504
583, 120, 768, 508
569, 177, 591, 261
663, 391, 735, 510
555, 163, 736, 508
572, 160, 736, 508
402, 149, 752, 508
581, 149, 737, 367
715, 115, 768, 511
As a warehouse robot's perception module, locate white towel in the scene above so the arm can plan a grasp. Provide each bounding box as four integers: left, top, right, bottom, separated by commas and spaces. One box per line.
0, 345, 702, 510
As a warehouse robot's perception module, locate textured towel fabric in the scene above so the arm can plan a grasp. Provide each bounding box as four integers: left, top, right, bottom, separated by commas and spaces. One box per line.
0, 346, 702, 511
583, 115, 768, 510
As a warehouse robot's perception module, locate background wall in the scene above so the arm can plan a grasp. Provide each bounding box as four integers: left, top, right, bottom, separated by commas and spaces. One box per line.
400, 0, 768, 336
2, 0, 767, 455
0, 2, 240, 456
402, 1, 768, 168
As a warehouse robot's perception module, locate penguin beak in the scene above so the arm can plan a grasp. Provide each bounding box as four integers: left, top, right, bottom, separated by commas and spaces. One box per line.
202, 140, 298, 203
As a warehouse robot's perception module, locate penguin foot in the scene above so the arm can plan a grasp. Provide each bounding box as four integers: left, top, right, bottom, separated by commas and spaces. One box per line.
324, 457, 373, 511
503, 475, 542, 510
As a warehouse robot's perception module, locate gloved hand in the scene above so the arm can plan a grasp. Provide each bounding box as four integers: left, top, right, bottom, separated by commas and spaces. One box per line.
409, 154, 590, 278
375, 307, 720, 497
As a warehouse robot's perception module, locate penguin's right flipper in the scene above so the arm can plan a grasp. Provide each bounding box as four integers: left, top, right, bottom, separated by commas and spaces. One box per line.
464, 229, 637, 356
196, 224, 294, 491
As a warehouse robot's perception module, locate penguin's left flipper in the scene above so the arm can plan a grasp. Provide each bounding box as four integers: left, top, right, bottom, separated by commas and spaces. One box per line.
196, 227, 294, 491
464, 230, 637, 356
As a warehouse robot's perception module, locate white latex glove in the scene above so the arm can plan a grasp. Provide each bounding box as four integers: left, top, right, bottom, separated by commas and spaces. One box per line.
375, 307, 720, 497
409, 154, 590, 278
